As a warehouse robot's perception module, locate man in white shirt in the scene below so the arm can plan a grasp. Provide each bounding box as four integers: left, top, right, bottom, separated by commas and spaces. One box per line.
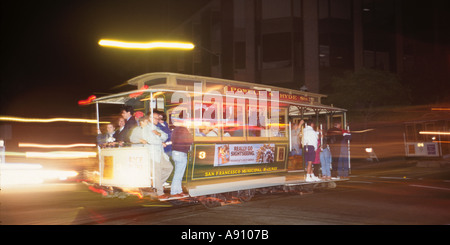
130, 115, 173, 199
302, 120, 320, 182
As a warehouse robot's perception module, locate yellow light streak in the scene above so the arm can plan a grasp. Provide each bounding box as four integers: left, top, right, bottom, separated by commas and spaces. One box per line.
1, 163, 43, 170
98, 39, 195, 50
433, 141, 450, 144
122, 189, 144, 199
351, 129, 375, 133
140, 91, 164, 101
419, 131, 450, 135
19, 143, 96, 149
0, 116, 109, 124
3, 151, 27, 157
431, 108, 450, 111
25, 151, 97, 159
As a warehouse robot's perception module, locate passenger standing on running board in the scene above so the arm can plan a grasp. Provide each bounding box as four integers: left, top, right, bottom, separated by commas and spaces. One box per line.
170, 125, 193, 198
302, 120, 320, 182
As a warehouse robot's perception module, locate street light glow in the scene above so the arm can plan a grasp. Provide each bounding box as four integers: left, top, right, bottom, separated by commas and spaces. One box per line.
98, 39, 195, 50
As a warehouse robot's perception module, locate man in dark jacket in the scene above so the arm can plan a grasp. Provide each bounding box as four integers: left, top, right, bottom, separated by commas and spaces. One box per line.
118, 105, 137, 144
169, 126, 193, 197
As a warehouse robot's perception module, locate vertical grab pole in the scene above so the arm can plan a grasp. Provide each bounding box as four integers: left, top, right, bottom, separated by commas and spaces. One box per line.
347, 125, 351, 175
150, 92, 155, 188
289, 122, 292, 152
320, 123, 323, 148
438, 130, 442, 157
96, 102, 100, 133
96, 102, 102, 186
403, 132, 407, 157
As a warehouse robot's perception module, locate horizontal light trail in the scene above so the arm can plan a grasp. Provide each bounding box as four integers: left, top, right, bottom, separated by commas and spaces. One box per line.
419, 131, 450, 135
19, 143, 96, 149
0, 116, 109, 124
25, 151, 97, 159
431, 108, 450, 111
98, 39, 195, 50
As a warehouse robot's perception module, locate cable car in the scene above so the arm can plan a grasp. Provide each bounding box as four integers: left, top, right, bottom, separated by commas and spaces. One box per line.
404, 119, 450, 158
85, 72, 349, 206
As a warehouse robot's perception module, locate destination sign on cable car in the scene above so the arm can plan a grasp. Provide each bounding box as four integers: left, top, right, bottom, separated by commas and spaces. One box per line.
225, 86, 311, 103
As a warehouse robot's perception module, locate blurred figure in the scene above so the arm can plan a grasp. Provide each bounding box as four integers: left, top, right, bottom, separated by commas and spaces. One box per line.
327, 122, 351, 179
327, 122, 343, 178
291, 120, 303, 156
320, 135, 332, 180
170, 125, 193, 197
97, 123, 116, 147
338, 129, 352, 179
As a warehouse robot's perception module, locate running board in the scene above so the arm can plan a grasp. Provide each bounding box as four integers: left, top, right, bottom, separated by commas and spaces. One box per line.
188, 176, 286, 197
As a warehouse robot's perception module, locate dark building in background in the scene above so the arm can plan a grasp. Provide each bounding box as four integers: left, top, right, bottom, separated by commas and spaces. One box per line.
161, 0, 449, 99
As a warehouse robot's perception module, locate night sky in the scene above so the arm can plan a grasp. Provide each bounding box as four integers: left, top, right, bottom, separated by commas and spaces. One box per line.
1, 0, 210, 118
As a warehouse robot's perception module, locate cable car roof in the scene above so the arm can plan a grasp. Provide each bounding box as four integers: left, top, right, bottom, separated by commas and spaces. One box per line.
126, 72, 326, 99
93, 72, 346, 113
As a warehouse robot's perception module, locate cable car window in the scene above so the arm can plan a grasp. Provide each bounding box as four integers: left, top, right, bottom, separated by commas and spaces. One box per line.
425, 123, 436, 141
416, 124, 424, 141
405, 124, 415, 142
247, 104, 269, 139
425, 123, 435, 131
194, 90, 222, 140
168, 92, 191, 128
144, 78, 167, 86
140, 93, 165, 112
269, 107, 288, 138
222, 102, 245, 138
194, 106, 221, 137
177, 79, 199, 87
205, 81, 224, 91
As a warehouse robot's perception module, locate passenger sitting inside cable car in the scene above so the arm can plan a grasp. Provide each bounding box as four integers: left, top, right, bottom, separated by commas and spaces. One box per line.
206, 126, 219, 137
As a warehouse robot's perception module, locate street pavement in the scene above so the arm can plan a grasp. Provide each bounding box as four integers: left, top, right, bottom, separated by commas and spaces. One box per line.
1, 159, 449, 226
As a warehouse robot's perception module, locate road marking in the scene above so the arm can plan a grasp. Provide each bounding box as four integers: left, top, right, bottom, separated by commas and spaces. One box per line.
378, 176, 410, 180
141, 204, 173, 207
347, 180, 374, 184
409, 184, 450, 191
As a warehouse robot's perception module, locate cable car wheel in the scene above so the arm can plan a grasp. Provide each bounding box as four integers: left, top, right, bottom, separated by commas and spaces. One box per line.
236, 189, 255, 202
257, 187, 272, 195
199, 194, 223, 208
327, 181, 337, 188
